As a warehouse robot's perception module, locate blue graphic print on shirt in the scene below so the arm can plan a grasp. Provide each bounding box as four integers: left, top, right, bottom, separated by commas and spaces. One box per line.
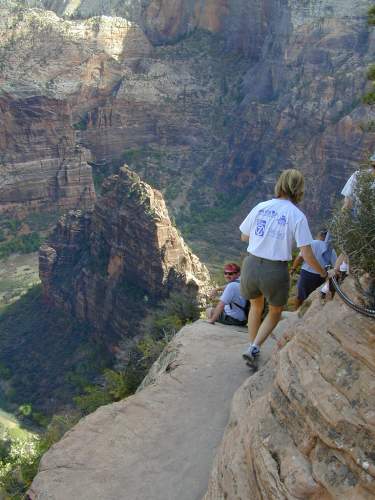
277, 215, 287, 225
259, 209, 277, 218
254, 212, 288, 240
255, 219, 267, 236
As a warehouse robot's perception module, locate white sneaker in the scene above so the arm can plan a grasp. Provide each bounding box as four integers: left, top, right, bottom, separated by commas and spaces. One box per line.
242, 345, 260, 361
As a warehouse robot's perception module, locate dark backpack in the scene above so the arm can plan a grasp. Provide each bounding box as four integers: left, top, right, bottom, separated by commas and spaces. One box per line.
229, 278, 250, 319
231, 300, 250, 318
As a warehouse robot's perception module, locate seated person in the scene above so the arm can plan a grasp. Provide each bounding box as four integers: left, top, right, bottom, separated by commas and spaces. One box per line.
207, 263, 248, 326
290, 229, 337, 308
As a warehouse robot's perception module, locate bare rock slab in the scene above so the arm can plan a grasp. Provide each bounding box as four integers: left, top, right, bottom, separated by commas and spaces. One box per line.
28, 319, 282, 500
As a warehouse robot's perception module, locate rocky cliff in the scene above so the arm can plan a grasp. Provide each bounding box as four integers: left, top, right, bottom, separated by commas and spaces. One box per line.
27, 282, 375, 499
205, 282, 375, 499
39, 165, 210, 342
1, 0, 374, 250
0, 5, 149, 218
0, 89, 96, 217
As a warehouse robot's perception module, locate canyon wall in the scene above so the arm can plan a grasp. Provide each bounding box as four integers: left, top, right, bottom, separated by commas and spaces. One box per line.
0, 6, 150, 217
39, 166, 210, 342
1, 0, 374, 246
0, 90, 95, 216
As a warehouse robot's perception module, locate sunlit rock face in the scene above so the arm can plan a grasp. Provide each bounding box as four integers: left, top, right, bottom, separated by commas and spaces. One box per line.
205, 282, 375, 500
39, 166, 210, 340
0, 8, 149, 217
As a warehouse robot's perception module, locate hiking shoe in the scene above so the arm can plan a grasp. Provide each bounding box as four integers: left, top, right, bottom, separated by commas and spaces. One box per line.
242, 345, 260, 362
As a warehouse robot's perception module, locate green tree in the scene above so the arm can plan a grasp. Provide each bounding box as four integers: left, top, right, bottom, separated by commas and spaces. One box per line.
330, 169, 375, 305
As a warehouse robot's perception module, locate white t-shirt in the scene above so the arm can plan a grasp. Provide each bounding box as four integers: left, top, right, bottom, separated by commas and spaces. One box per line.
341, 171, 358, 198
341, 169, 375, 199
239, 198, 312, 261
220, 280, 247, 321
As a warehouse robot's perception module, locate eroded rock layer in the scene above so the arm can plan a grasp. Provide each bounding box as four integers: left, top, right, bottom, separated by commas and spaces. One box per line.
39, 166, 210, 340
205, 284, 375, 500
0, 7, 149, 217
0, 91, 96, 215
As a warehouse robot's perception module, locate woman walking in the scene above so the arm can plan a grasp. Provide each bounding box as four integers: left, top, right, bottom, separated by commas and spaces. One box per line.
239, 169, 329, 367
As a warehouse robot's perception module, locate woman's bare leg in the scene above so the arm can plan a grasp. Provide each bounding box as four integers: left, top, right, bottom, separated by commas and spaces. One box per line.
247, 295, 265, 343
253, 304, 283, 347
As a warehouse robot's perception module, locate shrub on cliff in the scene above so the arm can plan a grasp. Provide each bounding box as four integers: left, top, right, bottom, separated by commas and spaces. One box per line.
0, 414, 79, 498
331, 168, 375, 304
363, 7, 375, 104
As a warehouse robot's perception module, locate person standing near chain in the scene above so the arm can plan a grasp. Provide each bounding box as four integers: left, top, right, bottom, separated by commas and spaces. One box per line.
239, 169, 330, 368
290, 229, 337, 308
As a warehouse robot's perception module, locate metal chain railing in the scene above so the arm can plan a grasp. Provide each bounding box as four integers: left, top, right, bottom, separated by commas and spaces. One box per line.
330, 275, 375, 318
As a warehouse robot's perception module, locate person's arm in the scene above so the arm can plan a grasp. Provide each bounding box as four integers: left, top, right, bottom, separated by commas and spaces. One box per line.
330, 249, 338, 269
240, 206, 258, 242
300, 245, 327, 277
208, 301, 225, 324
342, 196, 353, 211
334, 253, 345, 273
208, 285, 225, 299
290, 255, 303, 275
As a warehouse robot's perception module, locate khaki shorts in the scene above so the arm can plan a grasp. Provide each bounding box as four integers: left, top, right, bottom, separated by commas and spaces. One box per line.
241, 254, 290, 307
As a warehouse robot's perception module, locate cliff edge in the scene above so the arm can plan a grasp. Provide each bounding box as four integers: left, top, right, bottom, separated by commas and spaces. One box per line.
27, 319, 286, 500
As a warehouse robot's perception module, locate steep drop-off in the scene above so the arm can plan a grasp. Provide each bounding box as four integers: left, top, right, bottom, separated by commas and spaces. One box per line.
1, 0, 374, 253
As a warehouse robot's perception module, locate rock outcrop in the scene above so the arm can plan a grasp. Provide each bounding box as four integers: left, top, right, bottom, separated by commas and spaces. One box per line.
28, 282, 375, 499
205, 282, 375, 499
39, 166, 210, 341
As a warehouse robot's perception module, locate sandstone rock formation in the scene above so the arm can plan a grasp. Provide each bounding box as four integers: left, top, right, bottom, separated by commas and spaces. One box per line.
205, 282, 375, 499
28, 282, 375, 500
39, 166, 210, 341
0, 90, 96, 216
0, 6, 150, 217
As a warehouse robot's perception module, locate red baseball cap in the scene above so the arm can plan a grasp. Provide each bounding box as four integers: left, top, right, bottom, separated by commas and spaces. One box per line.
224, 263, 240, 273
